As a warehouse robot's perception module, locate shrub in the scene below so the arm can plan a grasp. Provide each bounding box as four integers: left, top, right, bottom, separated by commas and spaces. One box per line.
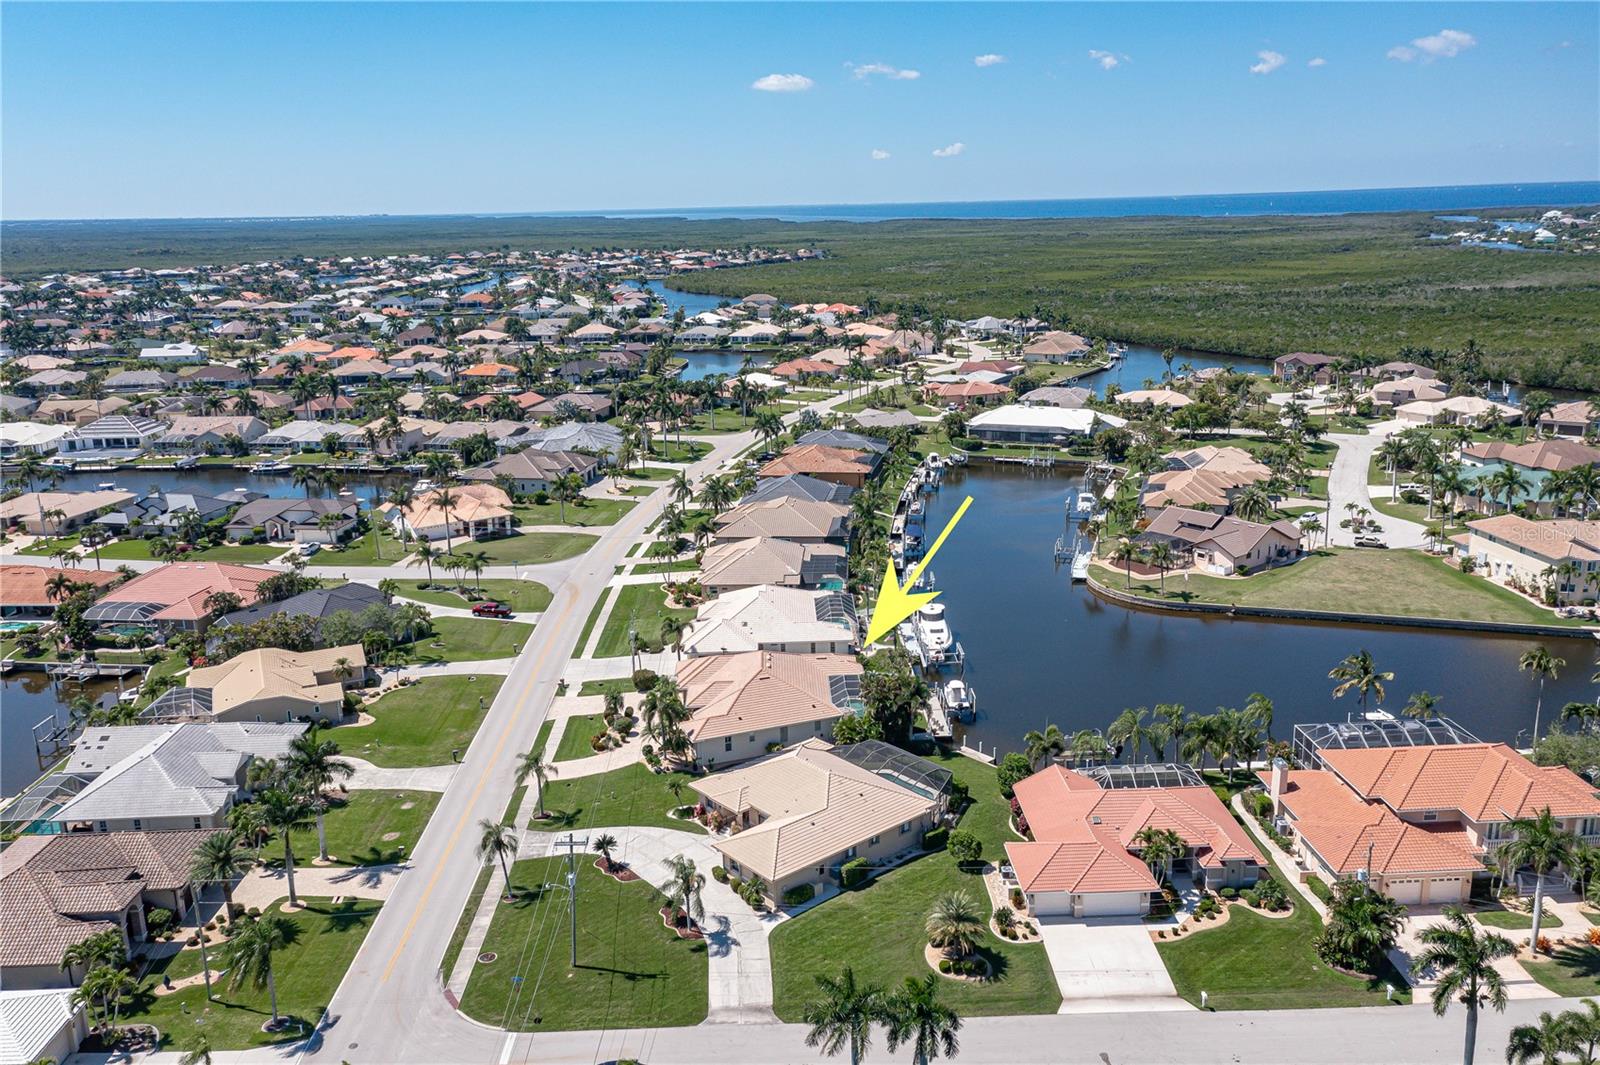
1219, 887, 1238, 901
948, 830, 982, 867
1243, 890, 1260, 908
840, 857, 870, 888
631, 669, 658, 693
1010, 888, 1025, 910
946, 779, 970, 809
711, 865, 728, 883
994, 907, 1017, 932
1588, 926, 1600, 946
783, 883, 816, 907
728, 876, 743, 891
246, 907, 261, 918
939, 959, 953, 974
996, 753, 1032, 798
1250, 792, 1273, 818
1255, 877, 1289, 911
1537, 935, 1554, 954
146, 908, 174, 937
923, 826, 949, 851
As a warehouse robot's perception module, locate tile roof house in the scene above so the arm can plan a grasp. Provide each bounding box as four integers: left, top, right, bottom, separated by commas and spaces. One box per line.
713, 499, 850, 544
0, 830, 214, 989
1459, 439, 1600, 515
690, 739, 943, 906
0, 564, 121, 618
211, 581, 386, 637
385, 484, 514, 542
741, 473, 856, 507
1006, 765, 1266, 917
1456, 515, 1600, 605
1139, 506, 1305, 576
83, 562, 273, 632
676, 651, 864, 767
1539, 400, 1600, 439
0, 489, 137, 536
698, 537, 848, 594
1262, 741, 1600, 905
683, 585, 858, 656
159, 643, 368, 725
758, 445, 876, 488
459, 448, 601, 494
225, 496, 358, 544
1140, 459, 1271, 515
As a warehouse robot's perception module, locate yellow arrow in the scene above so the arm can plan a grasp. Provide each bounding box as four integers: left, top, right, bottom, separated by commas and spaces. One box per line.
864, 494, 973, 645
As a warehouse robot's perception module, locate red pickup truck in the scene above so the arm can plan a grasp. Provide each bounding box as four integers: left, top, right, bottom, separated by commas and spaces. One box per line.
471, 602, 513, 618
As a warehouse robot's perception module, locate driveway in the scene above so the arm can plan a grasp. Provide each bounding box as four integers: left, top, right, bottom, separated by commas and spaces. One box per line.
1324, 421, 1428, 549
1036, 916, 1191, 1013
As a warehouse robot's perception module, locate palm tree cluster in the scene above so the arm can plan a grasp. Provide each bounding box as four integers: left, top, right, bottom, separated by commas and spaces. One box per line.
226, 725, 352, 907
803, 966, 963, 1065
1087, 696, 1276, 777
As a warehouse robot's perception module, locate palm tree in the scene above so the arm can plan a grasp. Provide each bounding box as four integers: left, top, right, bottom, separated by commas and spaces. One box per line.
1410, 907, 1515, 1065
1519, 646, 1566, 740
924, 891, 984, 959
1498, 808, 1576, 950
1329, 649, 1394, 712
434, 487, 459, 553
60, 928, 123, 983
1022, 723, 1067, 770
1145, 540, 1177, 592
659, 614, 688, 659
802, 967, 885, 1065
75, 964, 136, 1033
1154, 703, 1187, 761
515, 747, 555, 820
659, 853, 706, 926
189, 829, 250, 923
1132, 826, 1185, 882
257, 788, 314, 907
408, 540, 439, 585
178, 1033, 215, 1065
1505, 1010, 1578, 1065
1108, 706, 1151, 763
476, 819, 520, 901
1110, 539, 1140, 589
285, 726, 354, 862
222, 913, 295, 1028
593, 832, 619, 872
884, 974, 961, 1065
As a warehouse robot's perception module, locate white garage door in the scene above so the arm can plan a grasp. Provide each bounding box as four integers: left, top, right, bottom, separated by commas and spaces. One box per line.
1031, 892, 1075, 917
1078, 891, 1147, 917
1386, 878, 1423, 905
1425, 877, 1463, 903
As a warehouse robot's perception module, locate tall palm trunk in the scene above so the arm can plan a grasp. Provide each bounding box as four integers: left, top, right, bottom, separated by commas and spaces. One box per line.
267, 963, 280, 1024
1463, 997, 1479, 1065
316, 809, 329, 862
1530, 872, 1546, 948
283, 832, 299, 907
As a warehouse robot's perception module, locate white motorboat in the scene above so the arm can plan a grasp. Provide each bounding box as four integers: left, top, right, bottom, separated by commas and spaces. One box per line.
1074, 492, 1095, 516
249, 460, 292, 474
914, 602, 952, 654
943, 678, 974, 716
173, 456, 199, 470
96, 481, 118, 491
414, 479, 438, 492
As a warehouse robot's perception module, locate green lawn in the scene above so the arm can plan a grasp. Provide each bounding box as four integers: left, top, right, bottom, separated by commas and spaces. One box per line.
513, 497, 636, 528
1092, 549, 1591, 628
1520, 945, 1600, 997
1471, 907, 1564, 930
24, 534, 284, 563
770, 750, 1060, 1021
283, 790, 440, 866
593, 583, 696, 658
403, 616, 534, 663
618, 484, 659, 497
304, 527, 409, 567
343, 675, 503, 767
473, 532, 598, 565
459, 858, 708, 1031
401, 579, 553, 612
578, 678, 637, 698
534, 763, 700, 832
554, 714, 608, 761
122, 898, 382, 1050
618, 465, 677, 482
630, 559, 699, 575
643, 439, 712, 463
1157, 901, 1411, 1010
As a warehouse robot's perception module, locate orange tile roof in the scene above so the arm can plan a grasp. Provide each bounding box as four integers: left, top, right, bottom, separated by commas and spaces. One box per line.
1268, 769, 1483, 877
459, 362, 516, 377
1318, 743, 1600, 821
94, 563, 272, 622
759, 445, 870, 478
0, 565, 119, 607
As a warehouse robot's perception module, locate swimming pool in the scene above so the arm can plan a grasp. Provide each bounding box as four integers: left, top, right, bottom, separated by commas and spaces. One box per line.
0, 621, 39, 634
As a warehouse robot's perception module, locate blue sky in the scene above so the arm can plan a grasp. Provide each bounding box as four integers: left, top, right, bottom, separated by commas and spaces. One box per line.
2, 2, 1595, 219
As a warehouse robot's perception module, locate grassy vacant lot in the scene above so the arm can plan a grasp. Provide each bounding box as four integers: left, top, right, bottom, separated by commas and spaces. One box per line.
534, 763, 699, 832
513, 496, 636, 528
123, 898, 381, 1050
770, 751, 1060, 1021
284, 789, 440, 866
1093, 549, 1591, 628
404, 616, 534, 663
594, 583, 697, 658
554, 713, 609, 761
401, 579, 553, 612
1520, 944, 1600, 997
473, 531, 597, 565
345, 675, 503, 767
1157, 901, 1410, 1010
23, 535, 284, 564
460, 858, 708, 1031
304, 528, 409, 567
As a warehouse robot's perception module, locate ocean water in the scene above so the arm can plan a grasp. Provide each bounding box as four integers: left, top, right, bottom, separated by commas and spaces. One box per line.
597, 181, 1599, 223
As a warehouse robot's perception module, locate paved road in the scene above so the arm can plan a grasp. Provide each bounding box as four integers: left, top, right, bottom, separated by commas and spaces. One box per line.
1324, 422, 1429, 549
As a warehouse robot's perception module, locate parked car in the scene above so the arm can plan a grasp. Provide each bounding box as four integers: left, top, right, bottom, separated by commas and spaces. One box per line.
298, 541, 321, 557
471, 602, 513, 618
1353, 535, 1388, 549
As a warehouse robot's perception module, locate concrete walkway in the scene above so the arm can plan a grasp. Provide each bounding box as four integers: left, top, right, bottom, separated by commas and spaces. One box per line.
1325, 422, 1429, 548
339, 755, 458, 793
1230, 792, 1328, 920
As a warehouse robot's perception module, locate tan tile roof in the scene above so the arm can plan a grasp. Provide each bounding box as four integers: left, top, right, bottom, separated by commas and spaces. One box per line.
758, 445, 871, 479
93, 562, 272, 622
1141, 467, 1266, 509
0, 565, 119, 607
698, 538, 845, 589
396, 484, 513, 532
1463, 439, 1600, 472
1268, 769, 1482, 877
1318, 743, 1600, 821
1464, 515, 1600, 564
690, 740, 935, 882
188, 643, 364, 715
676, 651, 862, 741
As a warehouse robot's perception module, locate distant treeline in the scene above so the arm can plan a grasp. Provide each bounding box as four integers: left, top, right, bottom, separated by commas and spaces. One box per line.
3, 209, 1596, 389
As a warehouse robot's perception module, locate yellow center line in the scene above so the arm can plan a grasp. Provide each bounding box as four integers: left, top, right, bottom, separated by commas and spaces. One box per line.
381, 589, 580, 982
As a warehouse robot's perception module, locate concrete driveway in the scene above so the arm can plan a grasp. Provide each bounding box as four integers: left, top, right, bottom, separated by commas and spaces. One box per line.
1036, 916, 1191, 1013
1324, 422, 1429, 549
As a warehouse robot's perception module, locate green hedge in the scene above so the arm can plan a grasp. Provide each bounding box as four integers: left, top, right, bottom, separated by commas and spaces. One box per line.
840, 857, 870, 888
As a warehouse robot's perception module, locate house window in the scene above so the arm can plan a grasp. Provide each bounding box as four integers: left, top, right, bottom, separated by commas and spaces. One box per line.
780, 725, 789, 744
193, 818, 203, 830
724, 736, 733, 753
814, 719, 824, 733
97, 821, 108, 832
1422, 811, 1437, 821
870, 834, 880, 845
132, 819, 142, 831
1485, 822, 1506, 842
1582, 818, 1600, 837
900, 822, 911, 834
846, 846, 858, 859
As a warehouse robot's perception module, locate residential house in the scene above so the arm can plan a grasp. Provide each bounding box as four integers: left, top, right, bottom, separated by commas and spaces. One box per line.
386, 484, 515, 542
525, 421, 625, 459
33, 397, 131, 426
460, 448, 601, 495
1021, 330, 1091, 363
713, 499, 849, 544
83, 562, 273, 633
1455, 515, 1600, 604
758, 445, 876, 488
690, 739, 945, 908
698, 537, 848, 594
684, 585, 858, 656
1020, 385, 1092, 409
965, 405, 1125, 444
212, 582, 387, 640
1117, 388, 1193, 411
146, 644, 368, 725
677, 651, 865, 767
527, 393, 613, 421
1540, 401, 1600, 439
0, 422, 71, 458
1139, 506, 1305, 576
137, 342, 207, 365
1273, 352, 1335, 382
742, 474, 856, 506
1396, 396, 1521, 427
59, 415, 167, 455
225, 497, 358, 543
1460, 439, 1600, 514
154, 415, 268, 453
0, 489, 136, 536
0, 565, 121, 619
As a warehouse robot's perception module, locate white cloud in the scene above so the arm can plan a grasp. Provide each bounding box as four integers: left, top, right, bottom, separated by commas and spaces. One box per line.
973, 53, 1006, 68
1087, 49, 1123, 70
1307, 57, 1327, 68
751, 73, 813, 92
1389, 28, 1477, 62
932, 142, 966, 158
1250, 50, 1287, 75
848, 62, 921, 81
870, 148, 891, 160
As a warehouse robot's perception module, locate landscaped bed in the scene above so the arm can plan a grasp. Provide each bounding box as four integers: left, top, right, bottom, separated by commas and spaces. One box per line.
345, 675, 503, 767
458, 857, 708, 1031
553, 713, 611, 761
533, 763, 699, 832
120, 898, 382, 1050
1519, 943, 1600, 996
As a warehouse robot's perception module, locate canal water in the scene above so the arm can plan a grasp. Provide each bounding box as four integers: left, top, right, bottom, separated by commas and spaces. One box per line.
917, 464, 1597, 757
2, 672, 122, 796
49, 466, 409, 506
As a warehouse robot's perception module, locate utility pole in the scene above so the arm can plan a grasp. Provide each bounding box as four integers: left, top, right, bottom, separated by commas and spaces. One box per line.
552, 834, 589, 967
